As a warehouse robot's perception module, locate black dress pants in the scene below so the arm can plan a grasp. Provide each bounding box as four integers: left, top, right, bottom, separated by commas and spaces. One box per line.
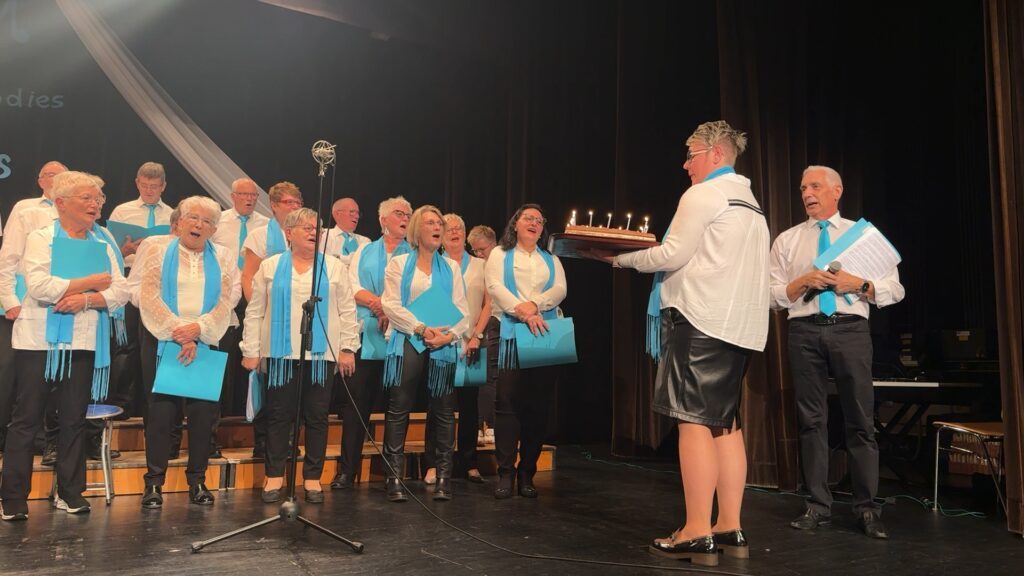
0, 317, 15, 448
336, 355, 383, 478
108, 303, 141, 414
478, 316, 500, 426
264, 360, 333, 480
383, 341, 456, 480
788, 317, 880, 515
1, 350, 93, 505
139, 324, 183, 452
494, 364, 556, 482
144, 391, 219, 488
423, 385, 479, 473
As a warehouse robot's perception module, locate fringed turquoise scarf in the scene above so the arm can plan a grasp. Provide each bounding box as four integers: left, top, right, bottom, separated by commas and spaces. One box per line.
268, 251, 329, 388
266, 218, 287, 257
382, 250, 458, 397
498, 247, 557, 370
93, 224, 128, 346
356, 236, 410, 322
155, 238, 222, 365
45, 226, 113, 402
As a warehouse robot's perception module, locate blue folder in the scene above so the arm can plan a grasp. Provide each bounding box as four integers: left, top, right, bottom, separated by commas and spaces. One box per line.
52, 237, 110, 278
455, 348, 488, 387
0, 274, 28, 315
152, 342, 228, 402
105, 220, 171, 248
246, 371, 264, 422
360, 318, 387, 360
513, 317, 578, 369
405, 286, 464, 354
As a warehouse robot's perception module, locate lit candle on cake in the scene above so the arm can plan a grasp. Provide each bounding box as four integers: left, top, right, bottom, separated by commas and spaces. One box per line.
606, 212, 612, 228
588, 210, 594, 226
569, 209, 577, 226
626, 213, 632, 230
643, 216, 649, 233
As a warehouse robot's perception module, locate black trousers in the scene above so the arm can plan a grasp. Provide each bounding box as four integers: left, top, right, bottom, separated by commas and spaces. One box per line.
495, 364, 556, 481
478, 316, 500, 426
144, 391, 219, 487
0, 318, 16, 447
336, 355, 383, 478
226, 298, 267, 451
264, 360, 333, 480
108, 302, 141, 414
1, 350, 93, 505
423, 385, 479, 472
139, 323, 184, 454
788, 318, 880, 515
383, 341, 456, 480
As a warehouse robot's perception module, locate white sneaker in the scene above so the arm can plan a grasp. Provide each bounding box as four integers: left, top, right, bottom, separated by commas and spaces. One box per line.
54, 495, 91, 514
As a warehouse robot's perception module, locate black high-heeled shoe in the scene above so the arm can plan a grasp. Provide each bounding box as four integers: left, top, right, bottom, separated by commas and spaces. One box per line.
493, 475, 514, 499
712, 529, 749, 558
648, 534, 718, 566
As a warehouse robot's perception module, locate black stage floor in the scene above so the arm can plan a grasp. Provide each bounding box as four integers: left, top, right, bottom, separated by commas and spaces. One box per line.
1, 446, 1020, 576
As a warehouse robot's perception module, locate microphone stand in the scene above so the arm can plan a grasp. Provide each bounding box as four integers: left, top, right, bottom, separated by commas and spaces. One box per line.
192, 142, 362, 554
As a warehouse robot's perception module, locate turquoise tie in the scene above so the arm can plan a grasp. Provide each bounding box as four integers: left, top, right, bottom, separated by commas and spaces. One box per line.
817, 220, 836, 316
340, 231, 358, 256
237, 215, 250, 269
145, 204, 158, 228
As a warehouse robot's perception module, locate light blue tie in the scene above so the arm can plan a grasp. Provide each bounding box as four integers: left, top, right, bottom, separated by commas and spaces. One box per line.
145, 204, 158, 228
43, 199, 53, 207
817, 220, 836, 316
237, 215, 250, 269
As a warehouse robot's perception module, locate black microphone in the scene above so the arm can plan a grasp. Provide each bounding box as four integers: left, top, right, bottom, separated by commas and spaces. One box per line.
803, 261, 842, 303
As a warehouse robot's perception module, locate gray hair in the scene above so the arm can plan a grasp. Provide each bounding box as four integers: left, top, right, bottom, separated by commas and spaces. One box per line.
177, 196, 222, 230
685, 120, 748, 163
284, 207, 320, 230
51, 171, 104, 200
231, 177, 258, 193
467, 225, 496, 245
169, 205, 181, 229
137, 161, 166, 181
803, 165, 844, 189
377, 195, 412, 219
442, 213, 465, 230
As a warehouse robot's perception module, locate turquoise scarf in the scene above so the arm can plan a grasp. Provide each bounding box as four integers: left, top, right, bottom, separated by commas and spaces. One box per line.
93, 224, 128, 346
155, 238, 222, 363
266, 218, 287, 257
268, 251, 329, 388
382, 250, 458, 397
45, 226, 113, 402
356, 236, 411, 321
498, 247, 557, 369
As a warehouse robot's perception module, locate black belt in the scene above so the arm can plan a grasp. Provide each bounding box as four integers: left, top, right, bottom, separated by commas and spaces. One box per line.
792, 313, 864, 326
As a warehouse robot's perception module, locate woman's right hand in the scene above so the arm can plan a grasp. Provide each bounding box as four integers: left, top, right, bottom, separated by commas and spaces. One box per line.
90, 272, 112, 292
241, 356, 260, 371
524, 314, 549, 337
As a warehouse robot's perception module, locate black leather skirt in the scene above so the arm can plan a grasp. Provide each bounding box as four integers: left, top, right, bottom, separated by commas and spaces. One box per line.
652, 308, 751, 429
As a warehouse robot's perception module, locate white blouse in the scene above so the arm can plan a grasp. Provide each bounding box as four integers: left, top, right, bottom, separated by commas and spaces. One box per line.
241, 254, 361, 359
13, 223, 130, 351
381, 253, 471, 340
448, 252, 487, 333
484, 245, 567, 317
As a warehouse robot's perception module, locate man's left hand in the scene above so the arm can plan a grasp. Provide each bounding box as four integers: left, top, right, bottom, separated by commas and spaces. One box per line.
833, 270, 865, 295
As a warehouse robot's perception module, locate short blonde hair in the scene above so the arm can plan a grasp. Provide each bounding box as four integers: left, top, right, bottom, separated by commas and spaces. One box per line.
269, 181, 302, 204
685, 120, 748, 163
467, 225, 495, 245
177, 196, 222, 230
137, 161, 166, 181
406, 205, 445, 249
51, 171, 104, 200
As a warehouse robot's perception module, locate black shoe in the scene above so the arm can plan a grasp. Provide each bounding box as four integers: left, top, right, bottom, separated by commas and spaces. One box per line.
189, 484, 215, 506
712, 529, 750, 558
1, 501, 28, 521
168, 449, 181, 460
209, 447, 223, 459
790, 509, 831, 530
261, 487, 282, 503
466, 470, 485, 484
494, 475, 514, 499
87, 447, 120, 461
517, 475, 538, 498
857, 511, 889, 539
433, 478, 452, 501
385, 478, 407, 503
649, 534, 719, 566
251, 444, 265, 459
54, 494, 91, 514
141, 486, 163, 509
109, 449, 121, 460
305, 488, 325, 503
330, 472, 353, 490
41, 443, 57, 467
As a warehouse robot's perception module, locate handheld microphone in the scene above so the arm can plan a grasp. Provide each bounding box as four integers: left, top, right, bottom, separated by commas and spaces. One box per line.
803, 261, 842, 303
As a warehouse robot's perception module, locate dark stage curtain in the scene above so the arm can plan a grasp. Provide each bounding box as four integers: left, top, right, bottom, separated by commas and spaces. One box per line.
985, 0, 1024, 536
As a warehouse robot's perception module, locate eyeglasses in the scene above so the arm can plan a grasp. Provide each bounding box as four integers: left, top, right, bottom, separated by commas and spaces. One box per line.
391, 210, 412, 219
520, 215, 546, 226
422, 218, 444, 228
71, 195, 104, 205
138, 183, 165, 191
291, 224, 318, 234
233, 192, 258, 199
471, 247, 491, 256
446, 225, 465, 233
276, 198, 303, 207
336, 209, 360, 216
182, 213, 216, 227
685, 149, 709, 162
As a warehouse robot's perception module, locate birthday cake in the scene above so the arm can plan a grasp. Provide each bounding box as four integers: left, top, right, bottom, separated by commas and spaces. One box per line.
562, 224, 657, 243
548, 224, 659, 259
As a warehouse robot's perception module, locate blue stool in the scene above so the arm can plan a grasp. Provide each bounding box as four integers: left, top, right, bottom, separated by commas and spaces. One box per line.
51, 404, 124, 505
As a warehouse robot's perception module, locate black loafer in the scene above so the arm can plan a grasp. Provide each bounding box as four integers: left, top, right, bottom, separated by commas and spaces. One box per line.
649, 534, 719, 566
433, 478, 452, 501
712, 529, 749, 558
858, 511, 889, 539
517, 477, 538, 498
41, 443, 57, 467
790, 509, 831, 530
261, 488, 282, 503
189, 484, 215, 506
305, 489, 324, 503
330, 472, 353, 490
466, 471, 485, 484
209, 448, 223, 459
493, 476, 514, 499
141, 486, 163, 509
385, 478, 407, 503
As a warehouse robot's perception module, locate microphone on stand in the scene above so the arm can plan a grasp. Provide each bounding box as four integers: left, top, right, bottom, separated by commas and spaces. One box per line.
311, 140, 336, 177
803, 261, 842, 303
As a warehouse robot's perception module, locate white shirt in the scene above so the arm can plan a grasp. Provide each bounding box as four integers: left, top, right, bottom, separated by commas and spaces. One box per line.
13, 223, 131, 351
484, 245, 567, 319
108, 198, 173, 268
241, 254, 361, 359
769, 212, 905, 319
139, 237, 241, 346
211, 208, 269, 270
5, 195, 54, 232
323, 227, 371, 268
449, 252, 487, 334
381, 253, 472, 340
0, 205, 58, 309
615, 172, 770, 351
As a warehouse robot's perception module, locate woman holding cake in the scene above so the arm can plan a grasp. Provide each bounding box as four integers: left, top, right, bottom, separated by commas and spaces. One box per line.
483, 204, 567, 499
